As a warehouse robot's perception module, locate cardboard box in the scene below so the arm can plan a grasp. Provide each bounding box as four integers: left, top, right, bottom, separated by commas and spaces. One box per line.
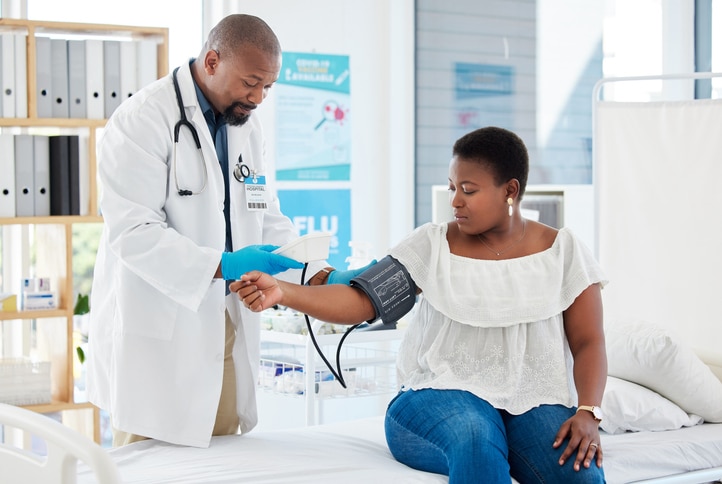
22, 291, 57, 310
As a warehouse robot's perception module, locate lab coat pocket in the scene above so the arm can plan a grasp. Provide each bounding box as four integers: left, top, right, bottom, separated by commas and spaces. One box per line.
116, 268, 178, 340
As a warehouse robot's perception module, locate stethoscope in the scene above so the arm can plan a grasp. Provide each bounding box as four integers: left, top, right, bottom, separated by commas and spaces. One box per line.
172, 66, 254, 197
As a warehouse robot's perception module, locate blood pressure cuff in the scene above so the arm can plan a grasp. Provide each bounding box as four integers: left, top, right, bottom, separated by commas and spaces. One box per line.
350, 255, 417, 325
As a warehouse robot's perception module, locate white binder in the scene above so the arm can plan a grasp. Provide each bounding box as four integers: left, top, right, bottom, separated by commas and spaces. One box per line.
35, 37, 53, 118
51, 39, 69, 118
14, 33, 28, 118
14, 134, 34, 217
33, 135, 50, 216
84, 39, 104, 119
103, 40, 121, 118
67, 39, 87, 118
119, 40, 137, 101
0, 33, 15, 118
0, 133, 16, 217
136, 39, 158, 90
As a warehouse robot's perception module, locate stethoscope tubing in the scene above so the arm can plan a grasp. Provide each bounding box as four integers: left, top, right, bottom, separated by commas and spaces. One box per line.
171, 65, 253, 195
172, 66, 208, 196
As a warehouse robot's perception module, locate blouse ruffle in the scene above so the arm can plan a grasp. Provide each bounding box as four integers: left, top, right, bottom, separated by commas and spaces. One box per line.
389, 223, 607, 328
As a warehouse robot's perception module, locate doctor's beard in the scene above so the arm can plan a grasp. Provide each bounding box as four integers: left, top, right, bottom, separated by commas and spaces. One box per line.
223, 101, 256, 126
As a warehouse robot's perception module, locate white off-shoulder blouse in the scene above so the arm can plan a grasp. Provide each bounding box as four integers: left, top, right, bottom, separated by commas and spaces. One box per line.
388, 223, 607, 414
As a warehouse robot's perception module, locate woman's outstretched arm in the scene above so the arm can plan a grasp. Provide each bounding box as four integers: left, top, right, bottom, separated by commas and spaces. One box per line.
230, 271, 377, 324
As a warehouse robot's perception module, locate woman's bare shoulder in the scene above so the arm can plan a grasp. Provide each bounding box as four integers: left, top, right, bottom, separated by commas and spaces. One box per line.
525, 219, 559, 252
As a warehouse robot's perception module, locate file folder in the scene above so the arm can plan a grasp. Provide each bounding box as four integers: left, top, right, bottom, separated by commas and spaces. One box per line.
49, 135, 71, 215
68, 135, 81, 215
85, 39, 104, 119
77, 134, 90, 216
0, 33, 15, 118
119, 40, 137, 100
14, 134, 34, 217
0, 133, 16, 217
33, 135, 50, 216
35, 37, 53, 118
103, 40, 121, 118
14, 33, 28, 118
67, 40, 87, 119
51, 39, 69, 118
136, 39, 158, 89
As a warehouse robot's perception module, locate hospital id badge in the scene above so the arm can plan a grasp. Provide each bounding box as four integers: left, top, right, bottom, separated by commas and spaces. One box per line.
245, 175, 269, 211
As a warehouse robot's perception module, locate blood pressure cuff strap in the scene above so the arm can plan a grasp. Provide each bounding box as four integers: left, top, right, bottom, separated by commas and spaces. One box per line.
350, 255, 417, 325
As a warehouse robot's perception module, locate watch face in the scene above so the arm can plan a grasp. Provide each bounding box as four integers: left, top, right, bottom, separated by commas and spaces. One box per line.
592, 407, 603, 421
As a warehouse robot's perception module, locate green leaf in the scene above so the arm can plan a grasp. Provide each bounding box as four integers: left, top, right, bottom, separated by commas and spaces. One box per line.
76, 346, 85, 364
74, 293, 90, 315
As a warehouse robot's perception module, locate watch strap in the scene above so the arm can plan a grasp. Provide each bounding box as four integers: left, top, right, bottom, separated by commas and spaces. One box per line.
577, 405, 602, 421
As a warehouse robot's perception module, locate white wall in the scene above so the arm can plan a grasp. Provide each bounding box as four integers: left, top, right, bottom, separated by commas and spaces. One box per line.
204, 1, 416, 260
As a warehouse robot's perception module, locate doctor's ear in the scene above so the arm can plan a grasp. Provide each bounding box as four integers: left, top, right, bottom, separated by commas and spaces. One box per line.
204, 49, 220, 74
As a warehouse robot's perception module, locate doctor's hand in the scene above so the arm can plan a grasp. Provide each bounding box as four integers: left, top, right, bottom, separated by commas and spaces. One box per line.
326, 260, 378, 285
230, 272, 282, 312
221, 245, 304, 280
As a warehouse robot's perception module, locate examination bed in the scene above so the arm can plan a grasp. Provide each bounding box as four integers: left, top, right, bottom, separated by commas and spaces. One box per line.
71, 319, 722, 484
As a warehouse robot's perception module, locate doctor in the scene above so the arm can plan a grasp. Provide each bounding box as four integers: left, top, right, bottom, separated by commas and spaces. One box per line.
87, 14, 366, 448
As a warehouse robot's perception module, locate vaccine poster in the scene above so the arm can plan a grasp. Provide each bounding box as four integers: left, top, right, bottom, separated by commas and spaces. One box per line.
275, 52, 351, 181
277, 188, 350, 269
454, 63, 514, 137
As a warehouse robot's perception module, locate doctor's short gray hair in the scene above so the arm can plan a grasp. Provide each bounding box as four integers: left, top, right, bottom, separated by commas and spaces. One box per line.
204, 14, 281, 61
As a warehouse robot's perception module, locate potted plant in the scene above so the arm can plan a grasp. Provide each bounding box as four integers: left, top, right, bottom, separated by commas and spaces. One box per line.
74, 293, 90, 364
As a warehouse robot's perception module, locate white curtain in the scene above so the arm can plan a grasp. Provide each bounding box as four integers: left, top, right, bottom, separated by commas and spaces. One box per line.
595, 98, 722, 356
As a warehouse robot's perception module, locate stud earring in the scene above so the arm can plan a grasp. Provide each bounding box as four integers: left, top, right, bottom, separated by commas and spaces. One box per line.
507, 197, 513, 217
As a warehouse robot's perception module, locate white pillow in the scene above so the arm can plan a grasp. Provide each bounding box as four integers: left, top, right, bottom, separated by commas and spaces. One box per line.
605, 320, 722, 422
601, 376, 703, 434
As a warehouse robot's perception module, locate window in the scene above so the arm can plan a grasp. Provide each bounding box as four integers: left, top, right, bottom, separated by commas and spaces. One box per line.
713, 0, 722, 96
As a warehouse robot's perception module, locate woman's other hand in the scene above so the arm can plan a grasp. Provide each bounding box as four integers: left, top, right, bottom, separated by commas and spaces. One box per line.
553, 411, 603, 472
230, 271, 281, 311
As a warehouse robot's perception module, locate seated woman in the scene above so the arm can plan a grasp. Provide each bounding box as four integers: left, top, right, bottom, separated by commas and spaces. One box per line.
231, 126, 607, 484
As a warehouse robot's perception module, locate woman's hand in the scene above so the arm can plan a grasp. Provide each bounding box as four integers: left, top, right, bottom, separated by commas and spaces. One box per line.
553, 411, 603, 471
230, 271, 281, 311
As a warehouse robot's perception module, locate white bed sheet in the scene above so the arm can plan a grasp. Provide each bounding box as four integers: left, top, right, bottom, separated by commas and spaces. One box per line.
601, 422, 722, 483
78, 417, 444, 484
76, 417, 722, 484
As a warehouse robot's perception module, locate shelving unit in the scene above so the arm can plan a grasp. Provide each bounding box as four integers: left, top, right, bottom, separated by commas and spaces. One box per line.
0, 18, 168, 443
258, 325, 403, 427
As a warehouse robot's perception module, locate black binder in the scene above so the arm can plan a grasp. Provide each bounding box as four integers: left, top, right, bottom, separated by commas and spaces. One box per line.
49, 135, 71, 215
48, 135, 80, 215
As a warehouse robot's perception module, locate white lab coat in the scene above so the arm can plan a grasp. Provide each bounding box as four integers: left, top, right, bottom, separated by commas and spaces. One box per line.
87, 62, 325, 447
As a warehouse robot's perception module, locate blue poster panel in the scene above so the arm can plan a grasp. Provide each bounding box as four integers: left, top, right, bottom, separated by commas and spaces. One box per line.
454, 63, 515, 137
275, 52, 351, 181
278, 188, 351, 269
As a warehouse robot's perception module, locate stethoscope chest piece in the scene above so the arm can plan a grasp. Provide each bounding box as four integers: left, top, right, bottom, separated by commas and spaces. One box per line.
233, 161, 251, 183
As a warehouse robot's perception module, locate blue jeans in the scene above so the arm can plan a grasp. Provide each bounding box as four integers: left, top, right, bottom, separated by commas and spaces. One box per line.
385, 389, 606, 484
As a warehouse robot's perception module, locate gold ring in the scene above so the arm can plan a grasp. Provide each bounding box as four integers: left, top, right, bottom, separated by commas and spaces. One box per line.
590, 443, 598, 449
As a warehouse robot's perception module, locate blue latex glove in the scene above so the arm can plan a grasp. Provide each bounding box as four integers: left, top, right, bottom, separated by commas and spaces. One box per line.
327, 260, 378, 285
221, 245, 304, 280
